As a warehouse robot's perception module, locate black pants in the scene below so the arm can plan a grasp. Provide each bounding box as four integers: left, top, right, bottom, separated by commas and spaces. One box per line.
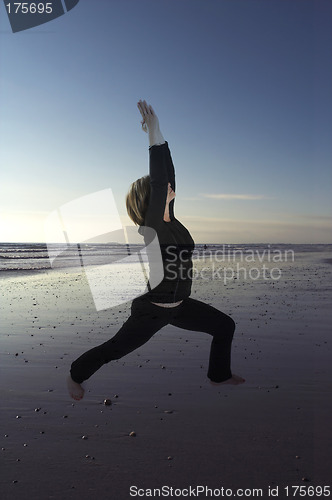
70, 295, 235, 384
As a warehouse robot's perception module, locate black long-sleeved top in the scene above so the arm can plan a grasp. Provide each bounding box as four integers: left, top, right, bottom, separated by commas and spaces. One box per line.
138, 142, 195, 303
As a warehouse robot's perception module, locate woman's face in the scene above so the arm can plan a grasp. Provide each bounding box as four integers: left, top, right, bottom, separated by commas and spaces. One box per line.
166, 182, 176, 204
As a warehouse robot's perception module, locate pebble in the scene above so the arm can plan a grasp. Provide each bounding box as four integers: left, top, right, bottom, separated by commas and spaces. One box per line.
103, 399, 112, 406
129, 431, 136, 437
81, 435, 88, 440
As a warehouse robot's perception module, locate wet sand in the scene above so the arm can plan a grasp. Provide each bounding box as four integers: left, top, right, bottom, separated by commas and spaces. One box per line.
1, 251, 331, 499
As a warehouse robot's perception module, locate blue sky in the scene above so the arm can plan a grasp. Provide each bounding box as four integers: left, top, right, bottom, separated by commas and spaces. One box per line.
1, 0, 331, 243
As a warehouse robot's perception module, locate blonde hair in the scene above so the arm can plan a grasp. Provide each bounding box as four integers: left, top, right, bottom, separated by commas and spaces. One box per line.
126, 175, 151, 226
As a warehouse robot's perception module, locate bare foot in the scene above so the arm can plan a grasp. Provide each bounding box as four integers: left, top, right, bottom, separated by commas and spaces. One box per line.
210, 374, 245, 386
67, 375, 85, 401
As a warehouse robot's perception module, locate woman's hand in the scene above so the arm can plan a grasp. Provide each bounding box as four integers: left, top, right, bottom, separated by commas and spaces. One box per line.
137, 100, 165, 147
137, 100, 160, 133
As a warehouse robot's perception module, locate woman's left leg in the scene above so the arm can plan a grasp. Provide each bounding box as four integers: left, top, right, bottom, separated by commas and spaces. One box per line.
70, 297, 171, 384
169, 297, 235, 382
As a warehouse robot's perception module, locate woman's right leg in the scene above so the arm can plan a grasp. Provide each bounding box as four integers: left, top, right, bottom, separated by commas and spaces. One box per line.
169, 297, 237, 383
70, 297, 170, 384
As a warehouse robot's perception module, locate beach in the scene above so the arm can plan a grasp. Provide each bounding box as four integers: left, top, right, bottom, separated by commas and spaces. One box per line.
1, 245, 331, 499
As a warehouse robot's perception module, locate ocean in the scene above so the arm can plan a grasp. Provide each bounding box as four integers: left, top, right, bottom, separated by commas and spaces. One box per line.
0, 242, 331, 275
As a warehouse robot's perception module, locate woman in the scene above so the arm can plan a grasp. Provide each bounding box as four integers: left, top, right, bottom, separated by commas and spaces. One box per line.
67, 100, 245, 401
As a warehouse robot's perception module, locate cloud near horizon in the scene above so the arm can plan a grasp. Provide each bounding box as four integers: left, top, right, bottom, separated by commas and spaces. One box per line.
179, 214, 332, 244
200, 193, 272, 200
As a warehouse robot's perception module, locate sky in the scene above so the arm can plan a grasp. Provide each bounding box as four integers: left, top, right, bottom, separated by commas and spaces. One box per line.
0, 0, 331, 244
